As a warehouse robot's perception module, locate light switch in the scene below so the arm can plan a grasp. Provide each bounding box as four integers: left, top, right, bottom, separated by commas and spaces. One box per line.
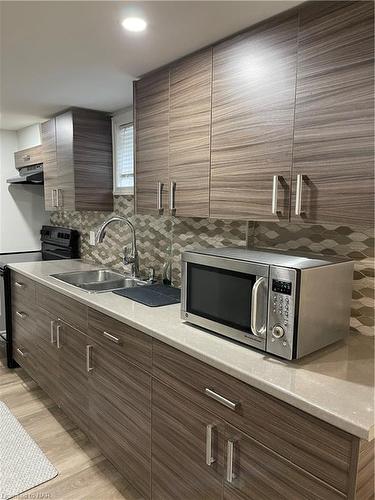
89, 231, 96, 246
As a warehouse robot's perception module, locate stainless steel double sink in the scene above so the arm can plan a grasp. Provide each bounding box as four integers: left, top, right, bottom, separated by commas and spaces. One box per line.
50, 269, 148, 293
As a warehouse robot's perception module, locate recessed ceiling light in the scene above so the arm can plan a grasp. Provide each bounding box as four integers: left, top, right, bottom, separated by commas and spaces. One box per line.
122, 17, 147, 32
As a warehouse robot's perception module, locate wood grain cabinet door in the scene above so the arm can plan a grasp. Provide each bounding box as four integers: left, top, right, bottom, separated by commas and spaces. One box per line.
55, 111, 76, 211
169, 48, 212, 217
223, 424, 344, 500
135, 69, 170, 215
152, 380, 224, 500
210, 14, 298, 221
88, 341, 151, 499
57, 320, 90, 435
41, 119, 59, 211
292, 1, 374, 225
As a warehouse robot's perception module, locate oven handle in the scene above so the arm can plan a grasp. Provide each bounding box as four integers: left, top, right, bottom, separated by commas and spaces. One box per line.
251, 277, 267, 337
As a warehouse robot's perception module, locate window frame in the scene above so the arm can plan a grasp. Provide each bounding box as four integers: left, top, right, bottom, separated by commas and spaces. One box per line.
112, 111, 134, 196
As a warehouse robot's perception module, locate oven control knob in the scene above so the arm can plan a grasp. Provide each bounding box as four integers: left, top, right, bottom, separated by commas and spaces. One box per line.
272, 325, 285, 339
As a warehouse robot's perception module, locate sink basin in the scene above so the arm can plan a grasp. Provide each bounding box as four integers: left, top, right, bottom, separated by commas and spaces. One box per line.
50, 269, 147, 293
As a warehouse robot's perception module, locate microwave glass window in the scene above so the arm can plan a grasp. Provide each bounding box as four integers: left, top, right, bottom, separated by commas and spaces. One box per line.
186, 263, 256, 332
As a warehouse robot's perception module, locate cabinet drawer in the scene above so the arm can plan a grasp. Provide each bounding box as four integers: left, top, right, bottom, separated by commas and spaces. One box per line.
12, 298, 36, 336
14, 144, 43, 168
37, 284, 88, 333
152, 341, 354, 494
11, 272, 36, 304
87, 308, 152, 371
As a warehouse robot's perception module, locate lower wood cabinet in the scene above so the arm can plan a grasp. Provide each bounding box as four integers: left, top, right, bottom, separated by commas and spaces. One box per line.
152, 379, 224, 500
57, 320, 91, 436
88, 340, 151, 499
11, 276, 374, 500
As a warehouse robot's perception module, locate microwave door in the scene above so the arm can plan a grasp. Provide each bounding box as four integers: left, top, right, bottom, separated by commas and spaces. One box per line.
182, 260, 268, 351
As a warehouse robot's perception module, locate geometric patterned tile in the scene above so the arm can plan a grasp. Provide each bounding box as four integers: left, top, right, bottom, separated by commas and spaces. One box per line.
51, 201, 374, 337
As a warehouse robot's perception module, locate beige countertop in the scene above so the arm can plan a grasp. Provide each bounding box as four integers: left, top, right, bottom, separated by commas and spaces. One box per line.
8, 259, 375, 441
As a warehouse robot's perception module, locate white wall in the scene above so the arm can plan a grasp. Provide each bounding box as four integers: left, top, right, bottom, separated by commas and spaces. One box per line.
16, 123, 41, 150
0, 128, 49, 253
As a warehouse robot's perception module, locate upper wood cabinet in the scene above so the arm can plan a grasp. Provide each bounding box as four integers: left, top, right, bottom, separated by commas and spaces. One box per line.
135, 51, 212, 218
135, 69, 170, 215
292, 1, 374, 225
210, 14, 298, 221
169, 48, 212, 218
134, 2, 373, 226
14, 144, 43, 169
41, 108, 113, 212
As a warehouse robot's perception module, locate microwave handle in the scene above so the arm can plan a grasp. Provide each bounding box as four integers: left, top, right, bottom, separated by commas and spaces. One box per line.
251, 277, 267, 337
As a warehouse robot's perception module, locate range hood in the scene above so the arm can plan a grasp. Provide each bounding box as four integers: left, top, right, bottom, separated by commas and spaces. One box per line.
7, 164, 44, 184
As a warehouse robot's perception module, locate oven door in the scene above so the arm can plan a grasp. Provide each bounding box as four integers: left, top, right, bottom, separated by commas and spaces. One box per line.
42, 242, 72, 260
181, 253, 269, 351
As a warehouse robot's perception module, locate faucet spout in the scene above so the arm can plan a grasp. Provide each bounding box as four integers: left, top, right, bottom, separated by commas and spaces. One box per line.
95, 216, 139, 277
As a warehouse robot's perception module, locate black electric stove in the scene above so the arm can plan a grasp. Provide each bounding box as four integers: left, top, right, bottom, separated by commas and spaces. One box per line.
1, 225, 80, 368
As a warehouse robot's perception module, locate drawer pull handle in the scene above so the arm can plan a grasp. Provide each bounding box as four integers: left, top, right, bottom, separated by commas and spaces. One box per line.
50, 320, 55, 344
23, 154, 31, 161
226, 440, 236, 483
56, 323, 61, 349
86, 345, 93, 372
15, 281, 24, 288
204, 388, 240, 411
103, 331, 121, 344
16, 347, 28, 357
16, 311, 27, 319
205, 424, 216, 466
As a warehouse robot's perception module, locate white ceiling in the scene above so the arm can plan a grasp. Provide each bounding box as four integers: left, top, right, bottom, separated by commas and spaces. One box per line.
1, 1, 302, 130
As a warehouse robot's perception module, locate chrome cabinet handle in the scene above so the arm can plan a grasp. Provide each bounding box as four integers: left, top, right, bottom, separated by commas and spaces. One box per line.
271, 175, 279, 215
204, 388, 240, 411
15, 281, 24, 288
57, 189, 62, 208
169, 181, 176, 213
16, 347, 28, 357
157, 181, 164, 213
205, 424, 216, 466
56, 323, 61, 349
23, 154, 31, 161
226, 440, 235, 483
86, 345, 93, 372
251, 277, 267, 337
16, 311, 27, 319
295, 174, 303, 216
50, 320, 55, 344
52, 189, 57, 207
103, 331, 121, 344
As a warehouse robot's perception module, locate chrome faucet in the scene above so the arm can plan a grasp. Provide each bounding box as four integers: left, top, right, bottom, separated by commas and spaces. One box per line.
95, 216, 139, 278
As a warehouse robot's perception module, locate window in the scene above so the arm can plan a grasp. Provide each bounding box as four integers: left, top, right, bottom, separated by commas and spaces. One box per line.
112, 111, 134, 195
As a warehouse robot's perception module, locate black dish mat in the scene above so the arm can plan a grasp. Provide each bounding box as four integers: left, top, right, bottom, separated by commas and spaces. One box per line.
113, 284, 181, 307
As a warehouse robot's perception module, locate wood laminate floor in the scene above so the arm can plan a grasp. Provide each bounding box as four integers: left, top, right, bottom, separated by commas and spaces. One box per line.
0, 340, 143, 500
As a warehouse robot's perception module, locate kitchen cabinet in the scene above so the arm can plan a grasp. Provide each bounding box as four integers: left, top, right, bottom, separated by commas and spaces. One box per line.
57, 319, 91, 436
210, 14, 298, 221
169, 48, 212, 217
11, 275, 375, 500
223, 424, 343, 500
14, 144, 43, 169
292, 1, 374, 225
152, 379, 224, 500
135, 69, 170, 215
89, 340, 151, 499
41, 108, 113, 212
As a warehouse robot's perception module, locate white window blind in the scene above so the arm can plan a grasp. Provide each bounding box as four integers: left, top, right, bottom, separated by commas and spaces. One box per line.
115, 122, 134, 193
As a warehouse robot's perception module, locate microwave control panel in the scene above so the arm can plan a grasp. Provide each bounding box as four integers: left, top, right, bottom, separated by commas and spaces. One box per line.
267, 266, 297, 360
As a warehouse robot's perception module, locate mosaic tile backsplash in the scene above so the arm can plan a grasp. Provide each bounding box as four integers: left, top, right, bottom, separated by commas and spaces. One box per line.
50, 196, 374, 336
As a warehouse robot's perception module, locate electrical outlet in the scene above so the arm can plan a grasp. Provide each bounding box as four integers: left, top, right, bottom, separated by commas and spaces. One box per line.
89, 231, 96, 246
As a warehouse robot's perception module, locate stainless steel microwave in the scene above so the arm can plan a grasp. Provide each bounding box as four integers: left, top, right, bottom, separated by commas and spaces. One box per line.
181, 247, 354, 360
